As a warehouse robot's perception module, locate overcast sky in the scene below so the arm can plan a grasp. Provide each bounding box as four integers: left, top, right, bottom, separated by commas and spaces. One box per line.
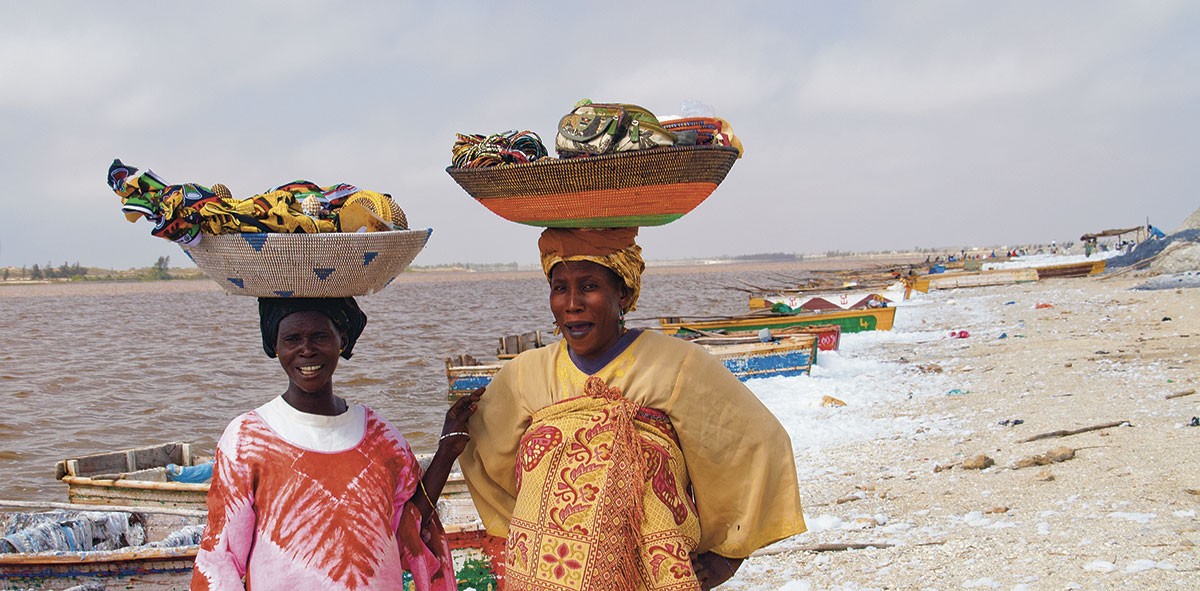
2, 1, 1196, 269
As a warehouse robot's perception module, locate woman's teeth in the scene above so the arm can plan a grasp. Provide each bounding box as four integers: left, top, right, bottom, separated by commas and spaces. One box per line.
299, 365, 323, 375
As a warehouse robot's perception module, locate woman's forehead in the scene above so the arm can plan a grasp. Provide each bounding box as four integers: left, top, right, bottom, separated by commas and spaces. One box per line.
278, 310, 337, 332
551, 260, 619, 281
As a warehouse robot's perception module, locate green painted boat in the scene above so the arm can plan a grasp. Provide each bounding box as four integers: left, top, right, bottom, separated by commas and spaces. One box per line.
659, 306, 896, 336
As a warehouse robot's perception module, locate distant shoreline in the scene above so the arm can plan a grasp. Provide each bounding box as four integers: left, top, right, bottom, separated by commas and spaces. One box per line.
0, 254, 932, 297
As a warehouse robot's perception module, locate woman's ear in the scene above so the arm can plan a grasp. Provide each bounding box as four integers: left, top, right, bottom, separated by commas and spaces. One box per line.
618, 285, 633, 311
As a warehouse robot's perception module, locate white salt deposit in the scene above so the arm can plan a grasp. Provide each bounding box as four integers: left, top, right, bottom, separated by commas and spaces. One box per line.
725, 273, 1200, 589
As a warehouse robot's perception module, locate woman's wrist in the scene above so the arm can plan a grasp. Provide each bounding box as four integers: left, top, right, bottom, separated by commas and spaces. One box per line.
438, 431, 469, 443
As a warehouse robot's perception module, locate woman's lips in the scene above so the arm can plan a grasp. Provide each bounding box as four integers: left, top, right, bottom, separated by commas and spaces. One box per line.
297, 364, 324, 376
563, 322, 593, 338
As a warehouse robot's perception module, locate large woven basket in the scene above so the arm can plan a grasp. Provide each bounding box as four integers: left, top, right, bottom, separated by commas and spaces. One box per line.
180, 229, 432, 297
445, 145, 739, 227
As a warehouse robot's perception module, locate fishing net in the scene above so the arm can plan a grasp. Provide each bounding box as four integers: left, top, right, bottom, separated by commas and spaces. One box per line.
1, 510, 141, 553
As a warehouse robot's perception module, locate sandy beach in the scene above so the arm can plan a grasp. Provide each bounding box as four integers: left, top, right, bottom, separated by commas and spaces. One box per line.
730, 272, 1199, 590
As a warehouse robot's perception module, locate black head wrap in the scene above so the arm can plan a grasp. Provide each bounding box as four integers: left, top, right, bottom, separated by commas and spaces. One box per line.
258, 297, 367, 360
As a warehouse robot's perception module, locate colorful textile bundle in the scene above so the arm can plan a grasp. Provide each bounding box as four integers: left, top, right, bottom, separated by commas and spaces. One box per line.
660, 117, 744, 157
450, 130, 549, 168
107, 159, 407, 246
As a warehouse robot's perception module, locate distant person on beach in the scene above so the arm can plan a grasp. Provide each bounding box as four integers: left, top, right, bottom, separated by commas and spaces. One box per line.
191, 297, 480, 591
459, 228, 805, 591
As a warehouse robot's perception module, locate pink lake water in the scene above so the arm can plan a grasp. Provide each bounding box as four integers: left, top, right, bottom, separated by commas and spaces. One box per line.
0, 262, 830, 501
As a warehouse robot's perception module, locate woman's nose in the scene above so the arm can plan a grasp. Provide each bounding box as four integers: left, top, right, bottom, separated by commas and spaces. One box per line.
565, 288, 584, 311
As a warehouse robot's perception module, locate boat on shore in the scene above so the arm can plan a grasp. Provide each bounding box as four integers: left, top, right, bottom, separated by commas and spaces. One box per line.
659, 306, 896, 337
1034, 259, 1106, 279
0, 501, 204, 590
55, 442, 211, 510
686, 324, 841, 352
696, 333, 819, 380
747, 291, 894, 312
907, 268, 1039, 293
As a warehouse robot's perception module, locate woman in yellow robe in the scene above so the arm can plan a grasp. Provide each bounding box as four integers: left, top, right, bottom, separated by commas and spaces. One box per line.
459, 228, 805, 591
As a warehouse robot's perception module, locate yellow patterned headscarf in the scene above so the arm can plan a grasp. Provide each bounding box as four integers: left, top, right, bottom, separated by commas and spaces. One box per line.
538, 228, 645, 312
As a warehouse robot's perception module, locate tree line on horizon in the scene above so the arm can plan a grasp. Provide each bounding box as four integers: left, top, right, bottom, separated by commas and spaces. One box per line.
2, 257, 177, 281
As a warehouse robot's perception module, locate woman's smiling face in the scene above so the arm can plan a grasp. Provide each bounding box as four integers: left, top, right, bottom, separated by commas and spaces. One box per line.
276, 310, 345, 395
549, 260, 631, 361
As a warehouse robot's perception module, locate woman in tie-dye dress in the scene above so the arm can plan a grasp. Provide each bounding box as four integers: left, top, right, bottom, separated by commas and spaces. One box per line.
191, 297, 481, 591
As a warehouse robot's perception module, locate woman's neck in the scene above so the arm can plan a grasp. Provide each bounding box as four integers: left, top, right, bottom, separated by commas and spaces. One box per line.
568, 328, 641, 375
282, 388, 347, 416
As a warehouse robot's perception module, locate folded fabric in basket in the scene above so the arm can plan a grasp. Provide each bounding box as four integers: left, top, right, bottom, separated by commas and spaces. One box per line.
107, 159, 406, 246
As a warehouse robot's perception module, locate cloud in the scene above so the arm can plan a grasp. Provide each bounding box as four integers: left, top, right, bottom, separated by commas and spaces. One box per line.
797, 0, 1196, 114
2, 1, 1199, 269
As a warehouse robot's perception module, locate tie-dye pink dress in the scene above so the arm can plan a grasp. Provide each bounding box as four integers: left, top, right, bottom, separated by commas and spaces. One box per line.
191, 406, 456, 591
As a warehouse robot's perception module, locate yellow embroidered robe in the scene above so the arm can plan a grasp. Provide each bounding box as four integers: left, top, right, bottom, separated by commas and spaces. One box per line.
460, 331, 805, 590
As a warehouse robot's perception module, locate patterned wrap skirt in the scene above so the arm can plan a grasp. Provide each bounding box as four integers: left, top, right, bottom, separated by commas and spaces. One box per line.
503, 377, 701, 591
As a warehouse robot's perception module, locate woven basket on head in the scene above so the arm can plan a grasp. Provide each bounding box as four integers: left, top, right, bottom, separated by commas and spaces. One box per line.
181, 229, 432, 298
445, 145, 739, 228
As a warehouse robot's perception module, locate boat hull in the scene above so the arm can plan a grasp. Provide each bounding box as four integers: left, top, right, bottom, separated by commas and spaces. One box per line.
447, 361, 506, 400
703, 335, 818, 380
0, 507, 203, 590
1034, 260, 1105, 279
55, 442, 210, 510
909, 268, 1039, 293
0, 545, 198, 590
660, 306, 896, 336
707, 324, 841, 352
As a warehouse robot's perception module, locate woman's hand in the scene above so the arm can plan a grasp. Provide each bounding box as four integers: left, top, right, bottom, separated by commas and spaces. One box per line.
416, 387, 484, 523
438, 387, 483, 456
691, 552, 742, 590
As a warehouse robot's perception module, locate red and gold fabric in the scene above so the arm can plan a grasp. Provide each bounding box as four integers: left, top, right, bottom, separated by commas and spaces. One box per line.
504, 377, 701, 590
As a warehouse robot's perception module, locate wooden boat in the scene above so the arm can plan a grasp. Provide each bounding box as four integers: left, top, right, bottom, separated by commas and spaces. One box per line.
0, 501, 204, 590
447, 354, 506, 400
907, 268, 1039, 293
660, 306, 896, 337
723, 324, 840, 352
696, 334, 819, 380
748, 291, 893, 312
55, 442, 211, 510
447, 331, 549, 400
445, 333, 821, 399
1034, 259, 1106, 279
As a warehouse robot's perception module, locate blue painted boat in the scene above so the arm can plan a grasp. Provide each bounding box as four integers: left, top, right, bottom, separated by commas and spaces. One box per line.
445, 357, 506, 400
697, 334, 818, 380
